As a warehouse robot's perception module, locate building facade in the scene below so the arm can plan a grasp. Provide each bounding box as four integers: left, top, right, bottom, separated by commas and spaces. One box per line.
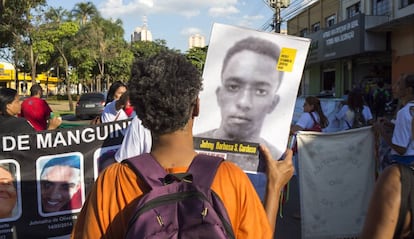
131, 17, 153, 42
0, 62, 60, 95
286, 0, 414, 102
188, 34, 206, 49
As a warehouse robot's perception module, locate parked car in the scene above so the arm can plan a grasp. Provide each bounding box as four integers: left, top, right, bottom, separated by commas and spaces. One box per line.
75, 92, 106, 120
292, 96, 344, 132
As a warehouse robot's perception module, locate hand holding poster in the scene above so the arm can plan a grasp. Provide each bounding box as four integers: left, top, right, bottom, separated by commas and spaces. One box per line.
194, 23, 311, 173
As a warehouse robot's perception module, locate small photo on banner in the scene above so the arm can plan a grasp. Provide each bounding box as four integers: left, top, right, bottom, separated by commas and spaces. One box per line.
0, 159, 22, 222
36, 152, 85, 217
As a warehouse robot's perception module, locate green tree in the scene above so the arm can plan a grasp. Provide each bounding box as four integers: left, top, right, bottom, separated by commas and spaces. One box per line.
71, 1, 99, 26
130, 39, 169, 60
0, 0, 46, 86
44, 16, 80, 110
186, 46, 208, 74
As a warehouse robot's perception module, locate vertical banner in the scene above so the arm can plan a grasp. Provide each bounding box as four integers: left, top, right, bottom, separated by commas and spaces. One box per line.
0, 120, 130, 238
297, 127, 375, 238
193, 23, 311, 173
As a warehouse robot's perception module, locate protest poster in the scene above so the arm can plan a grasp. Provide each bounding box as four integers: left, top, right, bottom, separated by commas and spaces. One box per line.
193, 23, 311, 173
0, 120, 129, 238
297, 127, 376, 238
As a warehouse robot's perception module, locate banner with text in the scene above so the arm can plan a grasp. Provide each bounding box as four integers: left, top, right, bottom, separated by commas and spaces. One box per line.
0, 120, 130, 238
297, 127, 375, 239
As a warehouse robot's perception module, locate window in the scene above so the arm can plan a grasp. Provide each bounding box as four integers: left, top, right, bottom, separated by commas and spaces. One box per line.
373, 0, 390, 15
325, 15, 336, 27
300, 28, 308, 37
400, 0, 414, 8
312, 22, 320, 32
347, 2, 361, 18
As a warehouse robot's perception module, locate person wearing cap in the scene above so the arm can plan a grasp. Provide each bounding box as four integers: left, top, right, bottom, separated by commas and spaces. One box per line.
40, 155, 82, 213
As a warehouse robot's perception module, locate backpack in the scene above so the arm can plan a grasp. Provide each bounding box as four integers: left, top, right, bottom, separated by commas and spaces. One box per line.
292, 112, 322, 154
123, 153, 235, 239
346, 107, 366, 129
374, 88, 388, 109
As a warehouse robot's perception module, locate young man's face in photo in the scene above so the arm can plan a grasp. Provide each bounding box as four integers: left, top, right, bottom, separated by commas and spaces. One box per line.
41, 165, 80, 213
216, 50, 280, 140
0, 167, 17, 218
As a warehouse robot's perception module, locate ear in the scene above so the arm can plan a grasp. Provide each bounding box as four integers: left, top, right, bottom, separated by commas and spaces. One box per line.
268, 95, 279, 113
192, 98, 200, 117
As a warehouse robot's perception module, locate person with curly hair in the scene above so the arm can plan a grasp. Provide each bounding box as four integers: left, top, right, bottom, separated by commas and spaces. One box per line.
72, 50, 294, 238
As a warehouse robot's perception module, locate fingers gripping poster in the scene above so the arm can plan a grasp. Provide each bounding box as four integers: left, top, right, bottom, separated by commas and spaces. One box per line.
193, 23, 311, 173
0, 120, 129, 238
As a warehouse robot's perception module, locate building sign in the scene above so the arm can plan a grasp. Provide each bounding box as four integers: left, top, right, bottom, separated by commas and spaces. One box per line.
306, 15, 365, 64
322, 15, 364, 61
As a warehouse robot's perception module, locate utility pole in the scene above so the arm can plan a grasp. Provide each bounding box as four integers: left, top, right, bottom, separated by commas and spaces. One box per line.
268, 0, 290, 33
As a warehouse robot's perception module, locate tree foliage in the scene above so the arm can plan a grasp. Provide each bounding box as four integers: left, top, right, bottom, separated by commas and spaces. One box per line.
0, 0, 208, 97
186, 46, 208, 74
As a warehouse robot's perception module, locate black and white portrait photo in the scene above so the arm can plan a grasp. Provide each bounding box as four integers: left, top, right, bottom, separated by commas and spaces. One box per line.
194, 23, 311, 172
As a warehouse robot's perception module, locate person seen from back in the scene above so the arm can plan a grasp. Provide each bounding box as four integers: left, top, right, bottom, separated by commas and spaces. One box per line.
72, 50, 294, 238
335, 89, 373, 130
21, 84, 61, 131
290, 96, 329, 134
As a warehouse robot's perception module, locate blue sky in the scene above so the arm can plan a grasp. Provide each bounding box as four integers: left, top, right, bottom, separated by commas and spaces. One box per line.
47, 0, 279, 52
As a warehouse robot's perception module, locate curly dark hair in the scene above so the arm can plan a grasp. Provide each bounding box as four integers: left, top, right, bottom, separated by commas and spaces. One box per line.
128, 50, 203, 136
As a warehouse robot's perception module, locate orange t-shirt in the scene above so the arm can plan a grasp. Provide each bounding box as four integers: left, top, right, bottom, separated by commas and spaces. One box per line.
71, 160, 272, 239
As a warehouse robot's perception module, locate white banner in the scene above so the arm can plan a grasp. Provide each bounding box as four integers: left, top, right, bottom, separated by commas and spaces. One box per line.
297, 127, 376, 239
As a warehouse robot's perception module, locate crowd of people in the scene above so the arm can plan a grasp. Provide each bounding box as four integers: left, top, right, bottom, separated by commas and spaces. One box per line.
0, 85, 62, 134
1, 43, 414, 238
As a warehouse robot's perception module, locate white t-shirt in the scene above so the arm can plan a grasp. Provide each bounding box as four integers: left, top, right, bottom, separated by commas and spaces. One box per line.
295, 112, 320, 130
101, 100, 128, 123
335, 105, 373, 130
115, 116, 152, 162
392, 102, 414, 156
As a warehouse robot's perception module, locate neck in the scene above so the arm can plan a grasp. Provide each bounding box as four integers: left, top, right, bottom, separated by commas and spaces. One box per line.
150, 120, 197, 168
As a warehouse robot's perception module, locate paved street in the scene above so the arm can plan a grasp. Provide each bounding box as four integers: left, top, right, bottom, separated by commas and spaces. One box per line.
275, 175, 301, 239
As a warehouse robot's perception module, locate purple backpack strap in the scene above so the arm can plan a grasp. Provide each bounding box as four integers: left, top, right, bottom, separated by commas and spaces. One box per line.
123, 153, 167, 188
124, 153, 223, 189
187, 154, 223, 188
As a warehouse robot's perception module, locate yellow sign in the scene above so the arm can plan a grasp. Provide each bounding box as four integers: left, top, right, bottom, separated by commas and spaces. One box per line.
277, 47, 297, 72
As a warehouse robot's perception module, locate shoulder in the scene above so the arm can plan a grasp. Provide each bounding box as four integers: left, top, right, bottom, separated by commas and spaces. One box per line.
0, 117, 34, 133
97, 161, 142, 194
212, 161, 249, 186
